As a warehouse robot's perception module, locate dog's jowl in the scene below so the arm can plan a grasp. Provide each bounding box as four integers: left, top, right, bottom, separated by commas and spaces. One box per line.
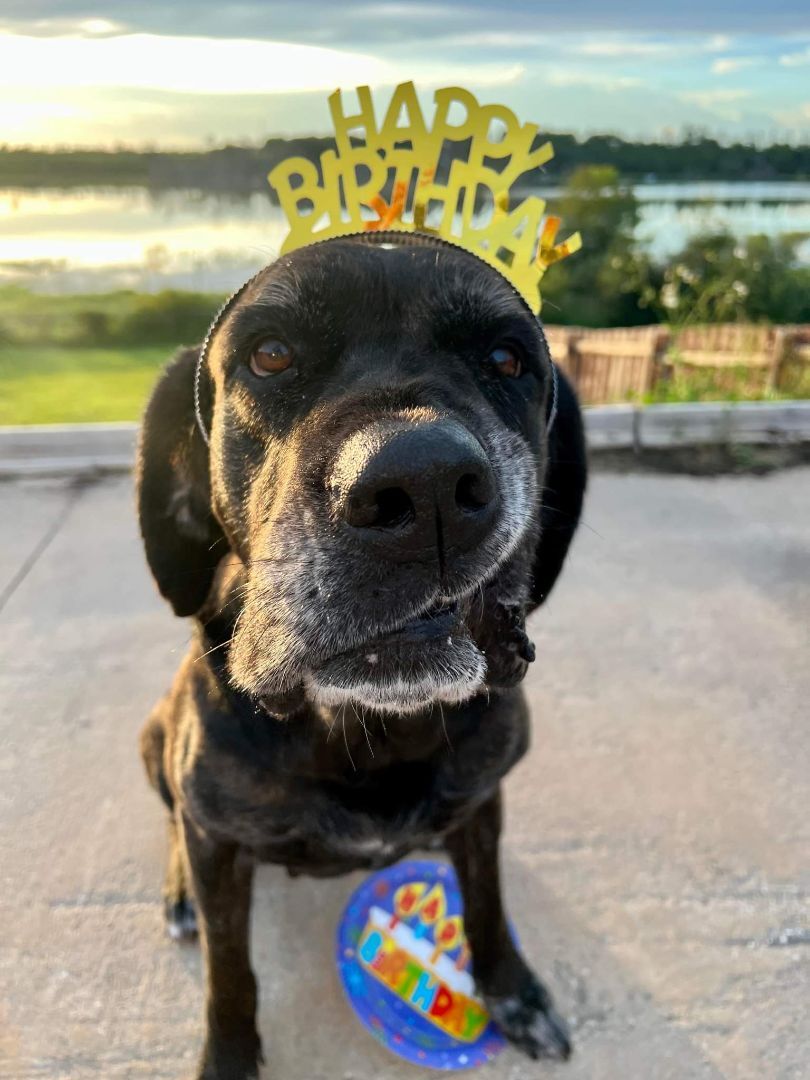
137, 234, 586, 1078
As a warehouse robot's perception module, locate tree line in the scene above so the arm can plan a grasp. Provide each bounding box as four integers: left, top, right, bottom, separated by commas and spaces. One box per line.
0, 133, 807, 192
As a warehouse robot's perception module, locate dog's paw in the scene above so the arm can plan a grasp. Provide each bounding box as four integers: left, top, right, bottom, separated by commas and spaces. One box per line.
196, 1033, 263, 1080
165, 895, 198, 941
196, 1060, 259, 1080
196, 1061, 259, 1080
486, 974, 572, 1061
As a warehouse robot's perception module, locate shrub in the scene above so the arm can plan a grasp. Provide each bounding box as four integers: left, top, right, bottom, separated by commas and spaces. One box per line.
653, 233, 810, 326
69, 309, 113, 346
117, 290, 220, 346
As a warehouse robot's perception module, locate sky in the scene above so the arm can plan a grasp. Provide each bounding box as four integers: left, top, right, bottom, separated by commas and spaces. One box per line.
0, 1, 808, 147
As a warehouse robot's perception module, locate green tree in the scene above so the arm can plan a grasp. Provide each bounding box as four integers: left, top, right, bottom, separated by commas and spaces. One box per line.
541, 165, 657, 326
654, 232, 810, 326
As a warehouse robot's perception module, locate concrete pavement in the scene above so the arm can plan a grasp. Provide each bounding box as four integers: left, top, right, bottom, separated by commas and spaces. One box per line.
1, 469, 808, 1079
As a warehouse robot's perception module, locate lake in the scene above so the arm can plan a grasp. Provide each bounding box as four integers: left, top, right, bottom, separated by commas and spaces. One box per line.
2, 182, 809, 294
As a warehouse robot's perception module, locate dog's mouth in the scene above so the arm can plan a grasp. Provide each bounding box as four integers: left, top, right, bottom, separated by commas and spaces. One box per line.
303, 597, 487, 715
366, 600, 461, 646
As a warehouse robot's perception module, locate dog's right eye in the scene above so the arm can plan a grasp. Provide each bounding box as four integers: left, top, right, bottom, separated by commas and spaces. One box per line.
249, 339, 294, 377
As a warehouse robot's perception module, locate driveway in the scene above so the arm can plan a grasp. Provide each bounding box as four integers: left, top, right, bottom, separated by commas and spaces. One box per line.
1, 468, 808, 1079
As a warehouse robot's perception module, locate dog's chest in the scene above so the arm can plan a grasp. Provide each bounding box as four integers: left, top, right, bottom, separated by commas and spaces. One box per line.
249, 761, 455, 873
186, 691, 528, 874
194, 744, 469, 870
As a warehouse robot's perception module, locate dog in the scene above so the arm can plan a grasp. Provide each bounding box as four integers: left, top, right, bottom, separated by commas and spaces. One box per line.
137, 231, 587, 1079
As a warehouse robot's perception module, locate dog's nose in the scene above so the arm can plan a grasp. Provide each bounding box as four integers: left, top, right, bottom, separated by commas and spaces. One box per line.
330, 420, 498, 563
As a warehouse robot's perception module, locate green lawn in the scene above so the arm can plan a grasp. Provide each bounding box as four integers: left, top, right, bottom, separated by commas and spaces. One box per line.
1, 341, 807, 426
0, 286, 222, 423
0, 345, 169, 424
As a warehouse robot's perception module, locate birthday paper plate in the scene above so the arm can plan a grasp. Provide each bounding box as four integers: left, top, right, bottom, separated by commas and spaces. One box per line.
336, 859, 506, 1070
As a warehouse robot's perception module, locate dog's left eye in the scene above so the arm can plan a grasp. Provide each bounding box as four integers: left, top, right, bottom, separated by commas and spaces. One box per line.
487, 346, 522, 378
249, 339, 294, 377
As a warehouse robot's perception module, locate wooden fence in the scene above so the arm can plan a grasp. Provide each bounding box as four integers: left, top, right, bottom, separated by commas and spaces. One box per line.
544, 323, 810, 405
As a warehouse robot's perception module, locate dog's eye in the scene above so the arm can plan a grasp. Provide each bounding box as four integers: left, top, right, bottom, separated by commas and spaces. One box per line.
249, 339, 294, 377
487, 346, 522, 378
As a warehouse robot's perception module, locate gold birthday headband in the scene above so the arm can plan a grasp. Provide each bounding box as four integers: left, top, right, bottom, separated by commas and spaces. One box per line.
268, 81, 581, 314
194, 82, 580, 444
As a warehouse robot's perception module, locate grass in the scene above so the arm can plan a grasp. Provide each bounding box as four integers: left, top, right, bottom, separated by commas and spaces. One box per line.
0, 286, 221, 424
2, 344, 807, 426
0, 345, 169, 424
642, 361, 810, 404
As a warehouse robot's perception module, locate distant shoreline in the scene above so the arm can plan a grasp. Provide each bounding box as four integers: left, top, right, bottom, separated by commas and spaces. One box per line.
2, 135, 807, 193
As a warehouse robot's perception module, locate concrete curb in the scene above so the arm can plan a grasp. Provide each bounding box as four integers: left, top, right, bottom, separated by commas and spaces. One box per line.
584, 401, 810, 450
1, 402, 809, 477
0, 422, 138, 477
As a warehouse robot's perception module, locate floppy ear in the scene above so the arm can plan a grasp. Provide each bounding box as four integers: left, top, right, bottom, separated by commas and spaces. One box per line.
529, 368, 587, 610
136, 346, 229, 617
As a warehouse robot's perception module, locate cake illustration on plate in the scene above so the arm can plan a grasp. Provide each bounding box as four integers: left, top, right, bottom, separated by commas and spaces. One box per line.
337, 860, 506, 1069
357, 879, 487, 1042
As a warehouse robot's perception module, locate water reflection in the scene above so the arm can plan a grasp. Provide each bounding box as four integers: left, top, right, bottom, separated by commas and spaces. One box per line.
2, 183, 809, 293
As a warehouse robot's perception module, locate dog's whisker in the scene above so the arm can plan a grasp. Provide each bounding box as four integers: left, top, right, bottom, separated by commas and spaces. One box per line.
341, 705, 356, 771
438, 700, 452, 751
357, 707, 375, 759
541, 503, 605, 539
195, 636, 235, 662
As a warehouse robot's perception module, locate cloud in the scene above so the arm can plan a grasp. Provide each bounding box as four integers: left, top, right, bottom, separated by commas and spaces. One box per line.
570, 32, 738, 58
771, 101, 810, 126
437, 31, 549, 47
708, 56, 768, 75
545, 69, 645, 91
0, 15, 127, 37
0, 12, 804, 147
711, 56, 762, 75
678, 88, 751, 119
573, 38, 672, 57
0, 30, 523, 94
0, 4, 802, 46
77, 18, 121, 35
679, 89, 750, 104
779, 46, 810, 66
349, 2, 459, 18
0, 100, 83, 137
706, 34, 733, 51
409, 29, 731, 55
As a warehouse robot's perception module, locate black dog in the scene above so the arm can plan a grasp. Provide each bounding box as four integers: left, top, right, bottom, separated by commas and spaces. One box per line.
137, 232, 586, 1079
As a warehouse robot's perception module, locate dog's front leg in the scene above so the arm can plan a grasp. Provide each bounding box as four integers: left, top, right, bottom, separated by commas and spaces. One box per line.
445, 790, 572, 1061
182, 816, 263, 1080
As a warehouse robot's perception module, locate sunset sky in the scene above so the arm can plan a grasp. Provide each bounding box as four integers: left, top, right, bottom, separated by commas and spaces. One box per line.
0, 1, 808, 147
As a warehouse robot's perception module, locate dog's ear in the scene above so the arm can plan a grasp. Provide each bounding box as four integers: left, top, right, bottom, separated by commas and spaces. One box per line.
136, 347, 228, 617
529, 368, 587, 610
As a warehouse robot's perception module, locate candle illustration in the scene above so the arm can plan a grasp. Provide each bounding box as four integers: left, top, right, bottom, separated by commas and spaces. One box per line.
414, 882, 446, 939
430, 915, 463, 965
389, 881, 426, 929
455, 936, 471, 971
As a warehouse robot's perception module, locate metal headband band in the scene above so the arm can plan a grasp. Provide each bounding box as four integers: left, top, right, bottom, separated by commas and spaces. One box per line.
193, 269, 266, 448
193, 250, 560, 448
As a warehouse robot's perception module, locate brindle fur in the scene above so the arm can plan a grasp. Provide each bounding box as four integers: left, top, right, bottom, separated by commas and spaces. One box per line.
137, 238, 586, 1078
